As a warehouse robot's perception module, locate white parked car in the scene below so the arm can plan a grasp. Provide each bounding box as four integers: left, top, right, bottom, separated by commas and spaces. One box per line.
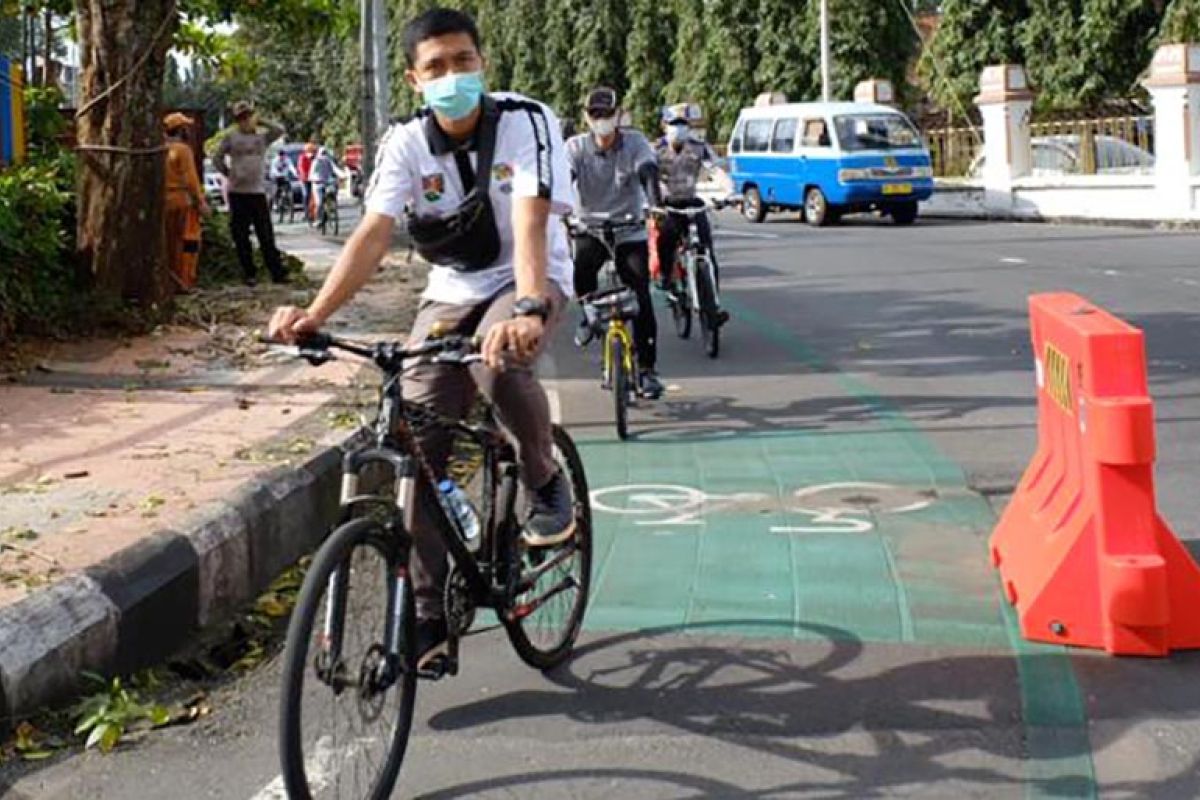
969, 134, 1155, 177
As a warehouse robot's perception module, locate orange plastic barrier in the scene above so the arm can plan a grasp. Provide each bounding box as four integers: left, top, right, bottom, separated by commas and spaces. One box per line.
990, 293, 1200, 656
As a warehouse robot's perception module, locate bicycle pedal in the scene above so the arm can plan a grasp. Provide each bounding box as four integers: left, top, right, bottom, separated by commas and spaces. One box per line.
416, 654, 458, 681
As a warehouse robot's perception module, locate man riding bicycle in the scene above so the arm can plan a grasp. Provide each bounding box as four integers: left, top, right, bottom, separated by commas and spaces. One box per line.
269, 150, 298, 208
309, 146, 346, 217
655, 115, 728, 324
565, 86, 665, 400
268, 7, 576, 669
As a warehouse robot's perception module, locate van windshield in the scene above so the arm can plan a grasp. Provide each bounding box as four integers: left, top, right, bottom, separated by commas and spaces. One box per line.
833, 114, 921, 151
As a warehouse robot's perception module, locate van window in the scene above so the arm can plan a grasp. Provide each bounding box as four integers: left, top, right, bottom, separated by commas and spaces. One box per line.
730, 118, 745, 153
802, 119, 831, 148
743, 119, 772, 153
771, 119, 798, 153
833, 113, 921, 151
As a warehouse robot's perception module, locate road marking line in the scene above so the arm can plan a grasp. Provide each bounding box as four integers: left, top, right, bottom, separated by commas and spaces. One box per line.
250, 736, 368, 800
715, 230, 780, 240
1000, 257, 1027, 265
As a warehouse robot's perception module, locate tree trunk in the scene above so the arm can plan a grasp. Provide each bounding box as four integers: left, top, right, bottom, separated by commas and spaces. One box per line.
42, 9, 52, 87
74, 0, 177, 306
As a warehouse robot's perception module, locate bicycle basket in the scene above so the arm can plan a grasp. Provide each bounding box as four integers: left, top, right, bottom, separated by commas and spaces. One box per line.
586, 287, 638, 322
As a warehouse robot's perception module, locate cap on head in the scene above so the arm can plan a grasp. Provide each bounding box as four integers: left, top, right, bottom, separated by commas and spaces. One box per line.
163, 112, 193, 133
585, 87, 619, 118
232, 100, 254, 120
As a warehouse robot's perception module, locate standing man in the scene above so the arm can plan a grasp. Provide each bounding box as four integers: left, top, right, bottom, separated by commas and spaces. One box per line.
565, 87, 665, 399
214, 101, 288, 285
268, 8, 577, 667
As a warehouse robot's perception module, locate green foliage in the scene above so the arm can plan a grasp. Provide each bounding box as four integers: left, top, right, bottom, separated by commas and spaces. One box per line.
570, 0, 630, 110
0, 150, 79, 339
813, 0, 917, 106
23, 85, 68, 156
1161, 0, 1200, 42
696, 0, 761, 140
72, 673, 170, 754
1022, 0, 1160, 109
919, 0, 1029, 114
625, 0, 677, 132
756, 0, 818, 104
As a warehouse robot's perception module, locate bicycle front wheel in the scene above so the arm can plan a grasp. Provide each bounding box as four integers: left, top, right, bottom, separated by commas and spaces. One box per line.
279, 518, 417, 800
696, 257, 720, 359
609, 332, 629, 440
506, 424, 593, 670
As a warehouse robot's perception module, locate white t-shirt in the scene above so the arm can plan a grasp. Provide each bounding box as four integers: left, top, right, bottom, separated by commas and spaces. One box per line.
365, 92, 576, 304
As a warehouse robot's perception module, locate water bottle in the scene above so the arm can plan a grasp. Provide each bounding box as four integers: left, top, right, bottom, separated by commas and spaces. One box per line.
438, 479, 481, 553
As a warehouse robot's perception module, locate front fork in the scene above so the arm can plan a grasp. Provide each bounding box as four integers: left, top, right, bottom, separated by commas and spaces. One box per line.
317, 459, 417, 689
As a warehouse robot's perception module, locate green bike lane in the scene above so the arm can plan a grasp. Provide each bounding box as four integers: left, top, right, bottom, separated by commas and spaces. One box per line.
545, 274, 1097, 797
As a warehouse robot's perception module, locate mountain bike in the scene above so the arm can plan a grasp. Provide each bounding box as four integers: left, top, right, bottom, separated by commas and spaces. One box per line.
567, 213, 645, 441
273, 331, 592, 799
273, 178, 295, 225
317, 181, 340, 237
658, 204, 724, 359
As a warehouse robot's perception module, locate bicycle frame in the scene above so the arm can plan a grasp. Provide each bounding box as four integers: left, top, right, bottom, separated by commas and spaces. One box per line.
316, 351, 578, 679
602, 321, 636, 386
671, 210, 720, 314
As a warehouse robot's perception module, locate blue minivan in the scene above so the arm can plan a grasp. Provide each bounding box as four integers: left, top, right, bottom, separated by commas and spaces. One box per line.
727, 101, 934, 226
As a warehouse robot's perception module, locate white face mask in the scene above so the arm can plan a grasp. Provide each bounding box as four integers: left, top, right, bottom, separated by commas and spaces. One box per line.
666, 125, 687, 144
588, 116, 617, 137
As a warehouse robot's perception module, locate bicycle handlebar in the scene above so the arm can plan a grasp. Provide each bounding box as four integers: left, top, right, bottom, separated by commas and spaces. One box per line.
263, 330, 483, 370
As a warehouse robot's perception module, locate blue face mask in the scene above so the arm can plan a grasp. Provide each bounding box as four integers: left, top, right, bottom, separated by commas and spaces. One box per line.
422, 71, 485, 121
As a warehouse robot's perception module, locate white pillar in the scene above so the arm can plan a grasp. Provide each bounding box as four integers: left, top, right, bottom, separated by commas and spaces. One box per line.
974, 65, 1034, 214
853, 79, 895, 107
1144, 44, 1200, 218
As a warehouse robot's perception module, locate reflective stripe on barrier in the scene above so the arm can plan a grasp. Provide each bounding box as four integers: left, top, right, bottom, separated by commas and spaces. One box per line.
990, 292, 1200, 656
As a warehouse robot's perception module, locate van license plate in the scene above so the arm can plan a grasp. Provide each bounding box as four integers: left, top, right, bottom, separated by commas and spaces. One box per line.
882, 183, 913, 195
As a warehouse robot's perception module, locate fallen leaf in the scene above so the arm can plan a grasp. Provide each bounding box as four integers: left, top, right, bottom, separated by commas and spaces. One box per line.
63, 470, 90, 479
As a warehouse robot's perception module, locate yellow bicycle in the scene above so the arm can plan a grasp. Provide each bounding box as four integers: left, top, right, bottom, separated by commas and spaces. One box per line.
568, 214, 644, 440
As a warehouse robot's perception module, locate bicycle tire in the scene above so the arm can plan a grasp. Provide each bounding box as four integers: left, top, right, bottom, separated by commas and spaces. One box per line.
276, 193, 286, 225
609, 333, 629, 440
673, 254, 693, 339
696, 256, 720, 359
279, 518, 416, 800
331, 203, 340, 236
505, 424, 593, 670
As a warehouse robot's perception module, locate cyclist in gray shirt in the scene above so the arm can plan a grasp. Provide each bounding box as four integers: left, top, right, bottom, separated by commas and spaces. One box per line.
565, 87, 665, 399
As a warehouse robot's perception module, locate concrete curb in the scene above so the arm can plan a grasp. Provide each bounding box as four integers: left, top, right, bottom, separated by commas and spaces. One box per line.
921, 209, 1200, 232
0, 433, 357, 733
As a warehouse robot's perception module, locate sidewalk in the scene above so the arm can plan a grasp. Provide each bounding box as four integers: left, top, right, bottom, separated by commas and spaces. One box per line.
0, 220, 422, 726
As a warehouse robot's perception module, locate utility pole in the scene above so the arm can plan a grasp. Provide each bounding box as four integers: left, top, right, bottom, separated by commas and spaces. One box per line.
373, 0, 390, 142
360, 0, 377, 183
820, 0, 831, 102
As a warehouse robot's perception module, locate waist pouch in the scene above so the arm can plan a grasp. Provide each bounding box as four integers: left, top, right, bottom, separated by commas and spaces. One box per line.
406, 189, 501, 271
406, 98, 502, 273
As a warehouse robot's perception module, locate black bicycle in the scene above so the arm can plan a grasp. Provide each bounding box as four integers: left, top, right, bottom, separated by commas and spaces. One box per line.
275, 331, 592, 799
658, 204, 724, 359
317, 181, 340, 237
274, 178, 296, 224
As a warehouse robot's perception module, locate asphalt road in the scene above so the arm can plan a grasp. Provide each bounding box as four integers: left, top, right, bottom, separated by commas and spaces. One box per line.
6, 211, 1200, 799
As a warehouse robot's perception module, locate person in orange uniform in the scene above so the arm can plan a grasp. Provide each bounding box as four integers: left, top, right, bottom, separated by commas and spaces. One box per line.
163, 112, 210, 292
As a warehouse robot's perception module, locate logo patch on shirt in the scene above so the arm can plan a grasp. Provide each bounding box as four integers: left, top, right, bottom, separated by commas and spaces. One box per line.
491, 163, 513, 182
421, 173, 445, 202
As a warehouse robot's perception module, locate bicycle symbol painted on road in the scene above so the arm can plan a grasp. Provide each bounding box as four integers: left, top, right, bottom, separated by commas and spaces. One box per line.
589, 482, 936, 535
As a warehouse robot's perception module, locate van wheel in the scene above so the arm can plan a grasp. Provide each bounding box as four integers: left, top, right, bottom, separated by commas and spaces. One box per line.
742, 187, 767, 224
805, 187, 832, 227
892, 201, 918, 226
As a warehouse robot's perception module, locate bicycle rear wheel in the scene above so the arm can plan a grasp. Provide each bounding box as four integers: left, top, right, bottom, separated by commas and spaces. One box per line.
673, 253, 693, 339
279, 518, 416, 800
609, 333, 629, 441
331, 202, 340, 236
505, 425, 593, 670
696, 256, 720, 359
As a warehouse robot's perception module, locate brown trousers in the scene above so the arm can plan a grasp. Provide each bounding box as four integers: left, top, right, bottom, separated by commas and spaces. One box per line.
165, 196, 200, 290
403, 284, 566, 618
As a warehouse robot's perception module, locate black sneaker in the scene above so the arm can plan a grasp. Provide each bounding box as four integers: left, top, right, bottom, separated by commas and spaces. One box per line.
523, 470, 575, 547
716, 308, 730, 326
415, 616, 448, 670
574, 317, 595, 348
638, 369, 665, 400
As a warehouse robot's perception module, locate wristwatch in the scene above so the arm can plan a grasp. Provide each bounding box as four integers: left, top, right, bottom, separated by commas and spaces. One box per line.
512, 296, 550, 323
